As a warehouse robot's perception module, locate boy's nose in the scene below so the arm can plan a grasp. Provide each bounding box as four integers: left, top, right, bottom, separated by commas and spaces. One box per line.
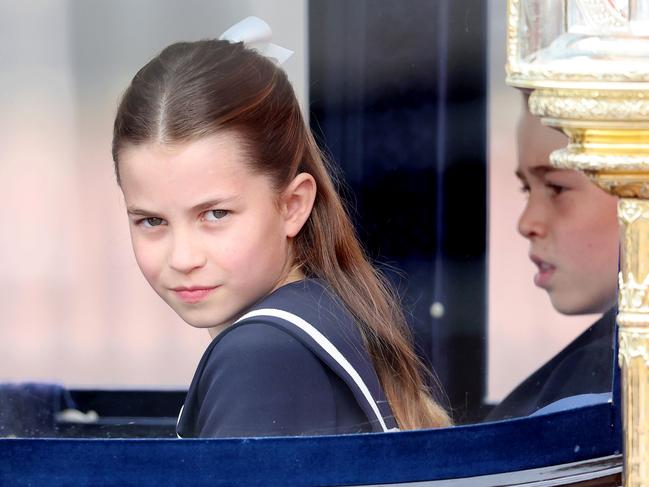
168, 230, 207, 273
517, 198, 548, 240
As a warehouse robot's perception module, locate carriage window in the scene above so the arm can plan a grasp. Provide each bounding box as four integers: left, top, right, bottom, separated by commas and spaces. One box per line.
0, 0, 614, 438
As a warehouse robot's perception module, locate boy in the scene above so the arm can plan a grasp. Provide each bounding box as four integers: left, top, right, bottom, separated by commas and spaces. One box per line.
488, 93, 619, 420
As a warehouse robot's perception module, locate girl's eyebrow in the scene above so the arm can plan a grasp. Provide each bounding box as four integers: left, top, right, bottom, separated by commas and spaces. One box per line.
126, 196, 239, 216
190, 196, 238, 212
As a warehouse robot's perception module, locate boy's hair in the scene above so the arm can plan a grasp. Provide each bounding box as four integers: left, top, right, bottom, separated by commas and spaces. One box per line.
112, 40, 450, 429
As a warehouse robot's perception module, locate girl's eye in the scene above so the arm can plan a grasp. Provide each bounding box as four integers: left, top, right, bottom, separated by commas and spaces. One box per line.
519, 184, 530, 194
139, 217, 165, 228
204, 209, 228, 221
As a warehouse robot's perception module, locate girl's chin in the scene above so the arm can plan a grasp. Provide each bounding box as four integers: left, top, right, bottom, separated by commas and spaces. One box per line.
177, 314, 232, 337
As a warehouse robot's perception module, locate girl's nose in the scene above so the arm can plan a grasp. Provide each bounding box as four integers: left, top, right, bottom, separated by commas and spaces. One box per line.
517, 196, 548, 240
168, 229, 207, 273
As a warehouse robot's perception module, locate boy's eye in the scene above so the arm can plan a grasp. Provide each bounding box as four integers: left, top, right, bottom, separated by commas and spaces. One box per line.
546, 183, 566, 196
519, 184, 530, 194
204, 209, 228, 221
140, 217, 165, 228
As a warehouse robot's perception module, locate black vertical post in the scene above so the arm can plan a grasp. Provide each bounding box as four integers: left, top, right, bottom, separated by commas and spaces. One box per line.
309, 0, 487, 423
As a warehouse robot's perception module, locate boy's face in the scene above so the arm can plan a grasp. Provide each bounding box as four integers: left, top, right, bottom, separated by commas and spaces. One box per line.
516, 106, 619, 315
118, 133, 298, 336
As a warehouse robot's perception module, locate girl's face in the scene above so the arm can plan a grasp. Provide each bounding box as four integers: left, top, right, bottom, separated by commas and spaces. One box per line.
118, 133, 310, 336
516, 109, 619, 315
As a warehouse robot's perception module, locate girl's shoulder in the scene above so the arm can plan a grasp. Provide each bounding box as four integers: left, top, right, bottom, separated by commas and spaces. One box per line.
191, 279, 353, 387
233, 278, 368, 370
177, 278, 397, 436
228, 278, 396, 432
248, 278, 351, 323
176, 280, 376, 437
179, 321, 351, 437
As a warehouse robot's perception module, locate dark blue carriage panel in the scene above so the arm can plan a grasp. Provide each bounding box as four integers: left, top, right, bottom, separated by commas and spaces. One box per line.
1, 402, 621, 487
0, 385, 185, 439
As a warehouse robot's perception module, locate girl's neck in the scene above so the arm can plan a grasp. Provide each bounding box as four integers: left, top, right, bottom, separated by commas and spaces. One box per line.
207, 266, 305, 340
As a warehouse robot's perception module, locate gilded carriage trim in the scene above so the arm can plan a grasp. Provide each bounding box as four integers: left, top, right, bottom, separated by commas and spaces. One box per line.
618, 273, 649, 312
618, 323, 649, 484
508, 68, 649, 89
618, 200, 649, 225
617, 312, 649, 328
526, 91, 649, 186
529, 90, 649, 122
506, 0, 649, 483
551, 153, 649, 171
619, 328, 649, 368
613, 192, 649, 487
505, 0, 521, 82
593, 180, 649, 200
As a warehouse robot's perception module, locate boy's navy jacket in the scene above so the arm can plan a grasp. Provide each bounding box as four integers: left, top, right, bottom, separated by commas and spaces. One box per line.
487, 307, 616, 421
176, 279, 397, 438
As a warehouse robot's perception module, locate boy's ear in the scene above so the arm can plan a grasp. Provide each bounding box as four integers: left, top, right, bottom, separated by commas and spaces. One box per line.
281, 173, 317, 238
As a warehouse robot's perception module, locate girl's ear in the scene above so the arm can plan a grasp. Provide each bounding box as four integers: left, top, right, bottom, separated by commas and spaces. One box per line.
281, 173, 317, 238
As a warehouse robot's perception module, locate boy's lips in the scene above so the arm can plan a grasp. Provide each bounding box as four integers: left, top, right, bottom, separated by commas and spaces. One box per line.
171, 286, 219, 303
530, 255, 556, 288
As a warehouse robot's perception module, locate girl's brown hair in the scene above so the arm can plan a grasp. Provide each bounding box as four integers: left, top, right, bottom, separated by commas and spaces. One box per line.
112, 40, 451, 429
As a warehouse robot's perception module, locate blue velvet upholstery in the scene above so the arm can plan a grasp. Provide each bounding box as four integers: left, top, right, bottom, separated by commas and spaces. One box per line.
1, 402, 620, 486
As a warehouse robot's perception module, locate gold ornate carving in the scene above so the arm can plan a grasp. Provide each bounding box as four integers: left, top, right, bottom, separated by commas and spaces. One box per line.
530, 90, 649, 121
505, 0, 521, 80
508, 63, 649, 89
527, 90, 649, 178
526, 91, 649, 177
604, 199, 649, 487
506, 0, 649, 91
617, 323, 649, 485
619, 272, 649, 312
617, 199, 649, 298
508, 66, 649, 90
505, 1, 649, 483
618, 328, 649, 369
580, 174, 649, 199
618, 199, 647, 224
593, 180, 649, 199
575, 0, 627, 30
551, 150, 649, 172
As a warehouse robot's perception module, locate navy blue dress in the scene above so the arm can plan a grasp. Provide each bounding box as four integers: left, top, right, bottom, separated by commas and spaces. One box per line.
176, 279, 397, 438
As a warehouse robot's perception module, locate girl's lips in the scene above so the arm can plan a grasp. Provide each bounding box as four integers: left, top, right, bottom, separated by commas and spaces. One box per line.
172, 286, 217, 304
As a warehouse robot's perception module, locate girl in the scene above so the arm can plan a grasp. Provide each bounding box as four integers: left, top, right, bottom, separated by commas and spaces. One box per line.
112, 31, 450, 437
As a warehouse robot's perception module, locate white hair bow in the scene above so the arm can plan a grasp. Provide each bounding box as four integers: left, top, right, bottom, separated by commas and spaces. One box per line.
219, 16, 294, 65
